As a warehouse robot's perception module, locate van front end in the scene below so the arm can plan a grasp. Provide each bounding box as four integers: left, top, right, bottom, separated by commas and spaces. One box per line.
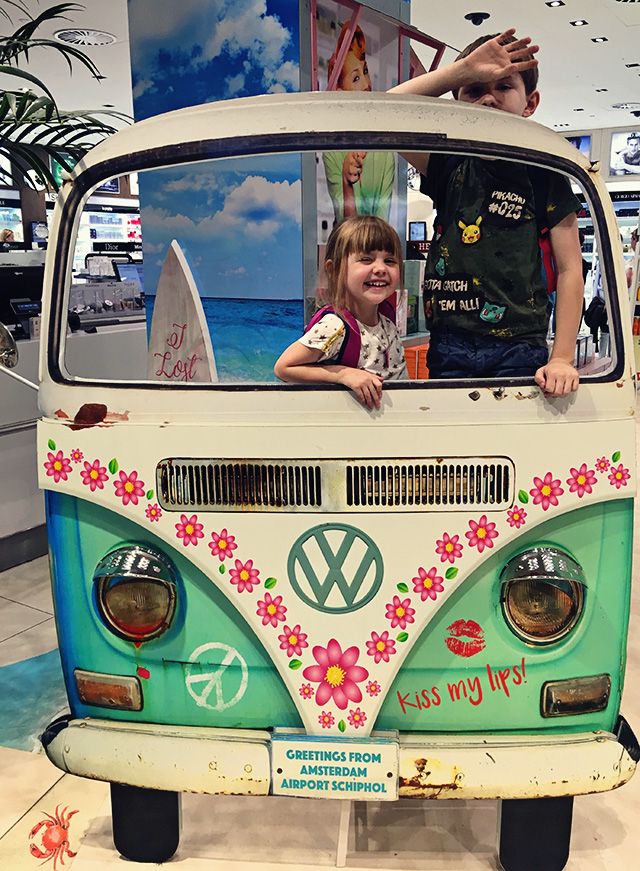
39, 411, 638, 810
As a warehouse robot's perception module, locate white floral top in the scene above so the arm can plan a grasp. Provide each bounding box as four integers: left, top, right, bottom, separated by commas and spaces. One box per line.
299, 311, 408, 380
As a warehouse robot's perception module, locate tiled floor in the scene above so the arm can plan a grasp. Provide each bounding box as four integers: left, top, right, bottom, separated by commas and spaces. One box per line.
2, 449, 640, 869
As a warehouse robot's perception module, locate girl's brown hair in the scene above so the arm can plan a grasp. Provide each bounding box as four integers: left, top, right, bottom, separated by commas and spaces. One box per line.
324, 215, 403, 312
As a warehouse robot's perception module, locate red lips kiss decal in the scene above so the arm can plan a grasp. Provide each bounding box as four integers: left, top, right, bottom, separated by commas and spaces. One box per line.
446, 619, 486, 657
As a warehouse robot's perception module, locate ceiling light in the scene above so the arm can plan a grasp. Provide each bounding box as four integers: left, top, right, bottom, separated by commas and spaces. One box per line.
570, 20, 588, 26
546, 1, 565, 6
54, 28, 116, 46
592, 37, 608, 43
612, 102, 640, 110
625, 62, 640, 67
573, 108, 585, 111
595, 88, 608, 92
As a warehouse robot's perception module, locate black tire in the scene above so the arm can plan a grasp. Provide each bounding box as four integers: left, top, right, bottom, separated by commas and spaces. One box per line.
110, 783, 181, 863
498, 796, 574, 871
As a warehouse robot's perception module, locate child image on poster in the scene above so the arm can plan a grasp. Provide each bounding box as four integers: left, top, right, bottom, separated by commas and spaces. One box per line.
323, 23, 395, 222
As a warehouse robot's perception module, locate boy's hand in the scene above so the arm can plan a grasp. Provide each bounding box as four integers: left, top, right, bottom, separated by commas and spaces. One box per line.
337, 368, 384, 409
534, 359, 579, 397
461, 28, 539, 86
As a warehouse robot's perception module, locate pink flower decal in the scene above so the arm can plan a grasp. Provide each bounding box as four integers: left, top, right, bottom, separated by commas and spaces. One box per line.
299, 683, 315, 700
435, 532, 463, 564
209, 528, 238, 561
412, 567, 444, 602
365, 680, 382, 697
278, 624, 309, 657
256, 592, 287, 627
608, 464, 631, 489
70, 448, 83, 463
347, 707, 367, 729
366, 630, 396, 664
595, 457, 610, 473
114, 469, 145, 506
530, 472, 564, 511
506, 506, 527, 529
319, 711, 335, 729
385, 596, 415, 630
175, 513, 204, 546
44, 450, 72, 483
145, 503, 162, 522
229, 559, 260, 593
465, 514, 499, 553
566, 463, 597, 498
302, 639, 369, 709
80, 459, 108, 492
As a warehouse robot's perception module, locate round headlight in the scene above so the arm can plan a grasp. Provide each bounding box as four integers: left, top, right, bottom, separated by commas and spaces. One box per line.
94, 546, 177, 642
500, 547, 585, 644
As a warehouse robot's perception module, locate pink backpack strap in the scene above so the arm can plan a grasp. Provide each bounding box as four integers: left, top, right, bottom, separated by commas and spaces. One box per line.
304, 305, 361, 368
379, 297, 396, 324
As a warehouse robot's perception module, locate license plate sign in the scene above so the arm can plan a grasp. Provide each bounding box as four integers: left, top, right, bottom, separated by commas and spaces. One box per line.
271, 733, 398, 801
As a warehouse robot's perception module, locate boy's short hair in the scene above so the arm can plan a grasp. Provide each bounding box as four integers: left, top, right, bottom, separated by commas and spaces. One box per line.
325, 215, 403, 312
452, 32, 539, 99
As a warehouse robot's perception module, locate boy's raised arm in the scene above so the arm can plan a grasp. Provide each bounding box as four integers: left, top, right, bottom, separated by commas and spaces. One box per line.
388, 29, 539, 99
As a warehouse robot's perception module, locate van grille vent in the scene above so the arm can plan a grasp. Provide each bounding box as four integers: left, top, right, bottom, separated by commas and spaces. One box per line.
346, 462, 511, 507
158, 461, 322, 510
157, 458, 513, 513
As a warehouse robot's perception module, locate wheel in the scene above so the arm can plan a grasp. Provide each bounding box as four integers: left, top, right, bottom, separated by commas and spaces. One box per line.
498, 796, 573, 871
110, 783, 181, 863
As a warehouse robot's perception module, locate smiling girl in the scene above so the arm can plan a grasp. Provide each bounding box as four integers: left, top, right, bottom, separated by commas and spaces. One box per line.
274, 216, 408, 409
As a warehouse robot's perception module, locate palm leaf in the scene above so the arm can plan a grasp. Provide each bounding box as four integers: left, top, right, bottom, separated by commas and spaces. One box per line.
0, 2, 131, 189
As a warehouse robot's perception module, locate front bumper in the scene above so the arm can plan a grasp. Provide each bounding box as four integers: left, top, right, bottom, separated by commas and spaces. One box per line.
42, 714, 638, 800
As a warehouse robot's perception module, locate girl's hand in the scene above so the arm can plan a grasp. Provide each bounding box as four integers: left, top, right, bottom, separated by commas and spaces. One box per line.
337, 368, 384, 409
461, 29, 539, 85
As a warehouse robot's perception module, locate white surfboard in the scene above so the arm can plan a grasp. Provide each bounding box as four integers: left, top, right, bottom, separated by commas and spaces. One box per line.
146, 239, 217, 383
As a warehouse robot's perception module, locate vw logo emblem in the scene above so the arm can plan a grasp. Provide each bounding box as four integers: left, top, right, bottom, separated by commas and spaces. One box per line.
288, 523, 384, 613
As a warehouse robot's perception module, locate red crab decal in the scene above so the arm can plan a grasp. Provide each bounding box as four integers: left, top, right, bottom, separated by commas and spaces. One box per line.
28, 805, 78, 869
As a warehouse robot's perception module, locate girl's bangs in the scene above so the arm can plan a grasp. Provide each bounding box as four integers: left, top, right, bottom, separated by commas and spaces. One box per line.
348, 218, 402, 258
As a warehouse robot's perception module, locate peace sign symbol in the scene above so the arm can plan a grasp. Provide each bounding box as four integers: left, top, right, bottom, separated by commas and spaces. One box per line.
288, 522, 384, 614
185, 642, 248, 711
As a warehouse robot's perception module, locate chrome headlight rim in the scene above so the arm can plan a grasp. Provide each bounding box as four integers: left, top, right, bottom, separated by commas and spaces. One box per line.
93, 544, 178, 643
500, 546, 586, 646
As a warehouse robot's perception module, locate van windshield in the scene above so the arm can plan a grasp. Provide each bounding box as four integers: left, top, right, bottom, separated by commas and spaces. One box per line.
58, 148, 617, 390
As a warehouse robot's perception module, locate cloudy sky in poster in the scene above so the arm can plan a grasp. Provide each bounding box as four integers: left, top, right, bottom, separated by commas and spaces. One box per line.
128, 0, 301, 300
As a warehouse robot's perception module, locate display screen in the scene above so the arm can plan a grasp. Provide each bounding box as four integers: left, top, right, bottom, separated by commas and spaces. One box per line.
114, 261, 144, 293
609, 131, 640, 177
408, 221, 427, 242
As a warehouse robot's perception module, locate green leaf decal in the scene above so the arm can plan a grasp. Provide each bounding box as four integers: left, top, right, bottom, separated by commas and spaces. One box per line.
338, 720, 346, 733
289, 659, 302, 670
146, 490, 154, 501
518, 489, 529, 504
219, 565, 225, 574
47, 439, 56, 451
612, 451, 621, 463
265, 577, 277, 589
397, 582, 409, 593
108, 458, 119, 475
445, 567, 458, 580
397, 631, 409, 643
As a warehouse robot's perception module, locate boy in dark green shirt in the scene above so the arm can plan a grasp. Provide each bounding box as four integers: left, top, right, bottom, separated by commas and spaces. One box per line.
390, 29, 583, 397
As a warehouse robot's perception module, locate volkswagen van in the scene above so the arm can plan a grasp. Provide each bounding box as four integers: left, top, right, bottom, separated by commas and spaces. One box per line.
1, 91, 638, 870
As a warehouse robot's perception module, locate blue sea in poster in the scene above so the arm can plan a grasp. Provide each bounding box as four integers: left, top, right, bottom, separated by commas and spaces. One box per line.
145, 296, 304, 383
